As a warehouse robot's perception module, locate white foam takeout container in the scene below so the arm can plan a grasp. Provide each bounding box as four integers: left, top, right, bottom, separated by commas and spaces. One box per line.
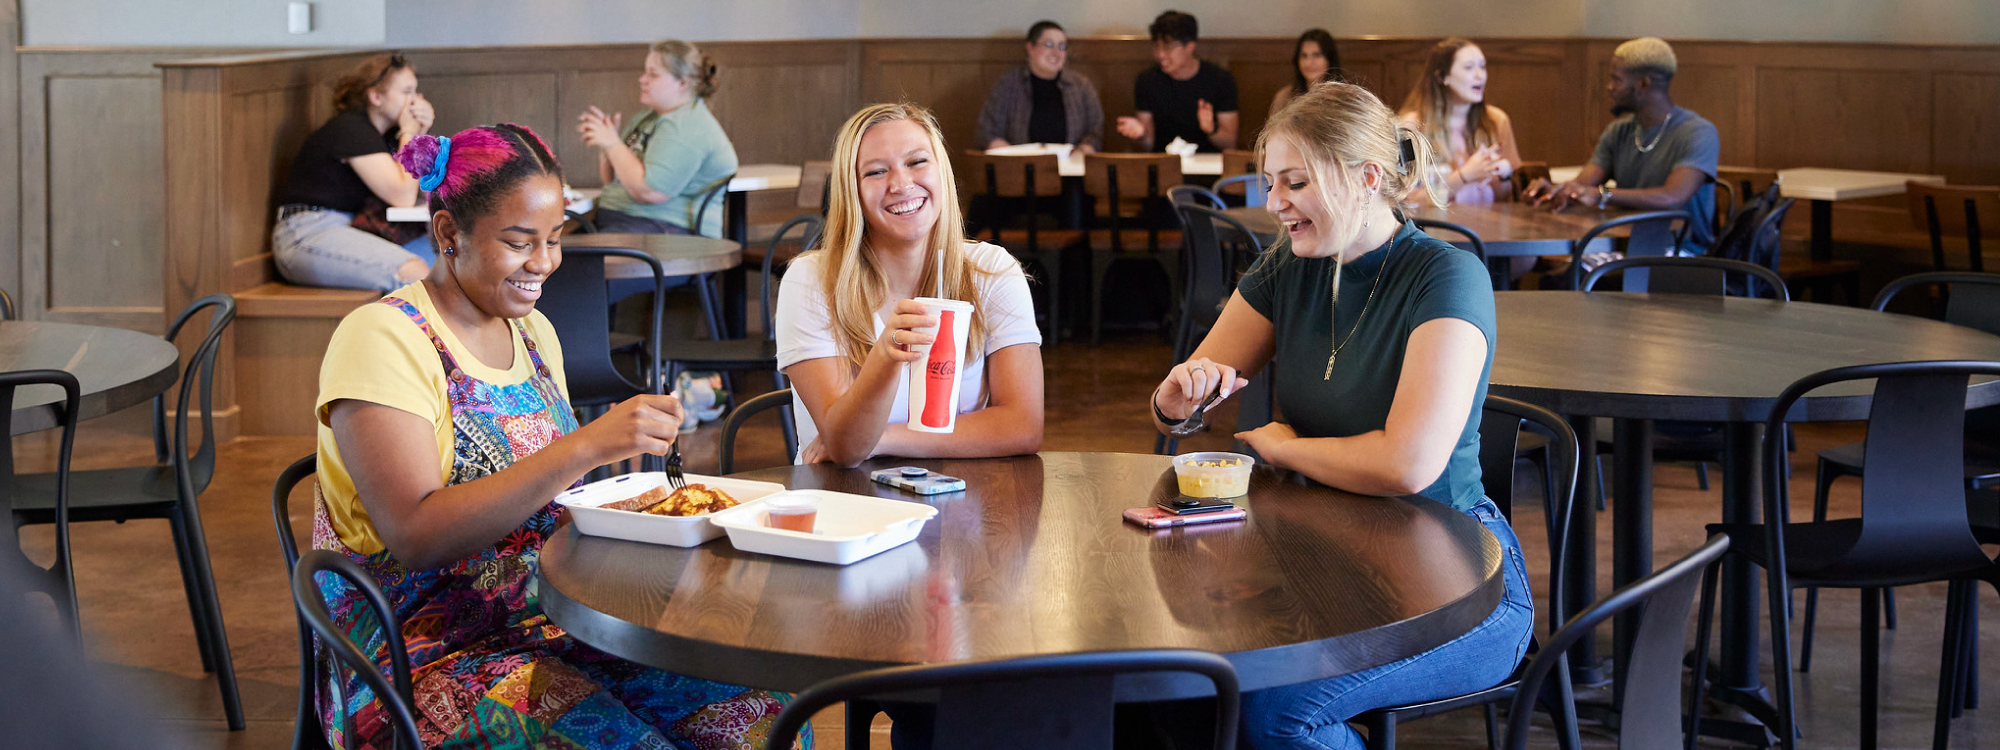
708, 489, 938, 565
556, 473, 787, 547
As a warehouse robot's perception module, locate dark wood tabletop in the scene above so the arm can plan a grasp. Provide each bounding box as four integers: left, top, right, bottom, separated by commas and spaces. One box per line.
1226, 202, 1632, 257
0, 321, 179, 435
538, 452, 1505, 699
1491, 291, 2000, 422
564, 233, 742, 279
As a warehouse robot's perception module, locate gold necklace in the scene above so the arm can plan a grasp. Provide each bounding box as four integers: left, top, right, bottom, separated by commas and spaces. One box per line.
1324, 245, 1392, 380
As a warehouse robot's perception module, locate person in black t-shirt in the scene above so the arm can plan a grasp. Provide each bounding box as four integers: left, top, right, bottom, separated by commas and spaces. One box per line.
271, 53, 439, 291
1115, 11, 1239, 152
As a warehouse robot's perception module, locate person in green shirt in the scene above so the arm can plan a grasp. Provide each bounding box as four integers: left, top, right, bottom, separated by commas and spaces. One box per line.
1147, 80, 1532, 749
577, 39, 740, 237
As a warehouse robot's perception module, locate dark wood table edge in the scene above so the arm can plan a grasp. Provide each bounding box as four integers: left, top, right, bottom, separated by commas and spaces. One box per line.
8, 335, 179, 435
538, 494, 1508, 700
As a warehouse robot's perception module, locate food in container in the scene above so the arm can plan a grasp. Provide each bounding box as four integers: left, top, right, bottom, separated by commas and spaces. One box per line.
1172, 451, 1254, 498
557, 473, 784, 547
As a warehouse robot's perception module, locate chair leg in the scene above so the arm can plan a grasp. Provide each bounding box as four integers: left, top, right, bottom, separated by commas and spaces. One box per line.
177, 497, 244, 731
1885, 587, 1899, 630
1549, 654, 1582, 750
1039, 250, 1062, 348
1767, 563, 1803, 750
169, 510, 219, 672
1594, 454, 1608, 512
1959, 584, 1980, 712
846, 699, 881, 750
1696, 462, 1711, 491
1801, 459, 1838, 672
1688, 560, 1721, 750
1361, 710, 1396, 750
1935, 581, 1967, 750
1482, 703, 1500, 750
1861, 587, 1881, 750
1090, 249, 1115, 345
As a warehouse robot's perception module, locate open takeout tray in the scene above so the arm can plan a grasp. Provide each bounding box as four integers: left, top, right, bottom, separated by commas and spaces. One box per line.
708, 489, 937, 565
556, 472, 787, 547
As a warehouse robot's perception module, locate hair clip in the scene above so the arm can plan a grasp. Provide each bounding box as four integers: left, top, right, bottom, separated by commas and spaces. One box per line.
1397, 137, 1417, 175
419, 136, 451, 192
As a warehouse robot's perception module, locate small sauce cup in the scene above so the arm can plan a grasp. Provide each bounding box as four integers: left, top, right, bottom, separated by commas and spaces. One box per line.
764, 493, 820, 533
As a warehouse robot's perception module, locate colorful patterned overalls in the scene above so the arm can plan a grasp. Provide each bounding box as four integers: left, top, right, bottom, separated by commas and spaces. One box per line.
311, 297, 805, 750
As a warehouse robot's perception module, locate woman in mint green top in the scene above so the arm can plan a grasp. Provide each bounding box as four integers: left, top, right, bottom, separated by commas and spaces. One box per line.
1148, 81, 1529, 750
577, 39, 739, 237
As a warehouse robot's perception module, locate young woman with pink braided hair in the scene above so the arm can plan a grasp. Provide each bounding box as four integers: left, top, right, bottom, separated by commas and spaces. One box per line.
312, 122, 807, 749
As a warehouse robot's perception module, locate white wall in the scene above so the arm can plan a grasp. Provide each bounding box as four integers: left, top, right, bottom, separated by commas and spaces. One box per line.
384, 0, 861, 47
22, 0, 384, 47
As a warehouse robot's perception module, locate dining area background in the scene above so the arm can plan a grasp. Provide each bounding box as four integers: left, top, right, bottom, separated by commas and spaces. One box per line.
7, 1, 2000, 748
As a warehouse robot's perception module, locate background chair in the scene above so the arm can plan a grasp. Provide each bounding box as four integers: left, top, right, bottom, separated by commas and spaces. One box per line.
1502, 535, 1728, 750
1356, 394, 1580, 750
293, 550, 422, 750
1217, 149, 1262, 206
1086, 152, 1184, 344
718, 388, 793, 475
270, 456, 325, 750
1156, 202, 1265, 455
541, 248, 665, 476
662, 215, 821, 461
0, 286, 13, 319
1563, 210, 1693, 290
10, 293, 243, 729
1702, 361, 2000, 750
1907, 182, 2000, 273
0, 369, 82, 645
968, 152, 1083, 345
773, 649, 1240, 750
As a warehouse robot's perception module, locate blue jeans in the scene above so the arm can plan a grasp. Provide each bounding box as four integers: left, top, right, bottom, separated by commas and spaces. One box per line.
1240, 497, 1535, 750
272, 209, 433, 292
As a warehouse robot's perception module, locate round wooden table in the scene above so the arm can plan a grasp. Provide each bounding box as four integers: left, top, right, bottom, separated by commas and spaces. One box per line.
1225, 202, 1630, 258
538, 452, 1505, 699
1489, 291, 2000, 740
564, 233, 742, 279
0, 321, 179, 435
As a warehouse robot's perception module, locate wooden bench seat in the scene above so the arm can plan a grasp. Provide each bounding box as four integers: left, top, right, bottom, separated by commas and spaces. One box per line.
233, 282, 380, 436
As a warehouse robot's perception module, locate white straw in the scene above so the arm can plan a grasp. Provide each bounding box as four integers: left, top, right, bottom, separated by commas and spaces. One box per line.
935, 247, 944, 298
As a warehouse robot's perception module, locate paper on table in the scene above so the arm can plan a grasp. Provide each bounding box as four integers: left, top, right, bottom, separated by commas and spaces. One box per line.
985, 142, 1073, 161
1164, 137, 1199, 158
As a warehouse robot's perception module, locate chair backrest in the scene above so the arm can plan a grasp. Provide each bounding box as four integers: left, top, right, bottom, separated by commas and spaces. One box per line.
270, 455, 324, 750
1872, 271, 2000, 337
1173, 204, 1263, 337
1760, 361, 2000, 583
1709, 178, 1737, 238
0, 369, 83, 643
293, 550, 419, 750
1084, 152, 1182, 218
761, 215, 823, 339
764, 649, 1240, 750
1509, 161, 1551, 201
1583, 256, 1789, 301
719, 388, 794, 474
691, 174, 735, 239
0, 286, 13, 319
1219, 148, 1258, 180
1412, 218, 1489, 264
539, 247, 663, 406
1213, 174, 1268, 207
973, 152, 1064, 198
160, 293, 237, 498
798, 161, 833, 212
1168, 183, 1225, 210
1907, 182, 2000, 272
1567, 210, 1694, 289
1476, 394, 1577, 629
1716, 165, 1777, 199
1504, 535, 1728, 750
1709, 184, 1794, 288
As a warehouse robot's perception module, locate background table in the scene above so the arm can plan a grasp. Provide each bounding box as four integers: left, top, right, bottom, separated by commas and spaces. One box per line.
539, 452, 1505, 699
0, 320, 180, 548
562, 233, 742, 279
1774, 168, 1945, 262
1489, 291, 2000, 741
1225, 202, 1630, 260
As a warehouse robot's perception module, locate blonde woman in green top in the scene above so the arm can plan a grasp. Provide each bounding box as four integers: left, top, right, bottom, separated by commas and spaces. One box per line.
577, 40, 740, 237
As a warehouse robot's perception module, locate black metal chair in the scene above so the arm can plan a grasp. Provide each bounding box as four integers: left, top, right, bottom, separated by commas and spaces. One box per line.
10, 293, 243, 729
1583, 255, 1789, 301
1086, 153, 1184, 344
1356, 395, 1581, 750
770, 649, 1241, 750
972, 153, 1084, 346
1701, 360, 2000, 750
0, 286, 13, 319
691, 174, 733, 240
719, 388, 795, 475
1563, 210, 1694, 290
0, 369, 82, 646
1906, 181, 2000, 273
1503, 535, 1729, 750
293, 549, 421, 750
1157, 202, 1265, 455
271, 455, 324, 750
1800, 271, 2000, 672
542, 248, 666, 476
660, 214, 820, 460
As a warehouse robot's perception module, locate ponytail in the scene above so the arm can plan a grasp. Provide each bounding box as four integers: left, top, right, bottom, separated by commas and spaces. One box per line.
652, 39, 719, 99
1395, 124, 1449, 209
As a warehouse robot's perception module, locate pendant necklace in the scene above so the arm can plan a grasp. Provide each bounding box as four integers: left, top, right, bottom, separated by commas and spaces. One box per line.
1324, 243, 1392, 380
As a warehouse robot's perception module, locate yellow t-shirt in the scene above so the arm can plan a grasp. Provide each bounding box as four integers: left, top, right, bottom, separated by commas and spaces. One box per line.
313, 282, 570, 555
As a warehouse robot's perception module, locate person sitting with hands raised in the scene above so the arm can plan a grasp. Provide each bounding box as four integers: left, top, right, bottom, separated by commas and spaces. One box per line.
776, 103, 1044, 467
577, 39, 739, 236
315, 123, 802, 749
1149, 81, 1532, 749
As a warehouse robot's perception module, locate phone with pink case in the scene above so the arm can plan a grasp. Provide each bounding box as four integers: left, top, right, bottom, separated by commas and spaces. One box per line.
1123, 505, 1247, 529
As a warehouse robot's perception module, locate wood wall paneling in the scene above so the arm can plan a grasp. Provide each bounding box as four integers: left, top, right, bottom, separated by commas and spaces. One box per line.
1932, 72, 2000, 185
1756, 67, 1932, 174
421, 72, 562, 152
0, 1, 18, 308
46, 75, 164, 318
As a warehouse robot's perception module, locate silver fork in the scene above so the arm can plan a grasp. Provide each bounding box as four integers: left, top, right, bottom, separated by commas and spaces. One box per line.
665, 442, 686, 490
1168, 390, 1225, 437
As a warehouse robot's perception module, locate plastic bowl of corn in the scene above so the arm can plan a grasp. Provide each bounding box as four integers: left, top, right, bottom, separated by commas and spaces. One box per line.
1172, 452, 1254, 498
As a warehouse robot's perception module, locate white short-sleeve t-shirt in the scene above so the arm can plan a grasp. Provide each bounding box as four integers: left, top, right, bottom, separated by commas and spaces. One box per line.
774, 241, 1043, 456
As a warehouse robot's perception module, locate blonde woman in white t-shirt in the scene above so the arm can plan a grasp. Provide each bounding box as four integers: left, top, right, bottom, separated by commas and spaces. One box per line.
775, 103, 1045, 466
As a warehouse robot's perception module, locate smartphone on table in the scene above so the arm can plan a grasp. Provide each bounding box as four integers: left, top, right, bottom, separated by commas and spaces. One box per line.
870, 466, 967, 495
1123, 506, 1248, 529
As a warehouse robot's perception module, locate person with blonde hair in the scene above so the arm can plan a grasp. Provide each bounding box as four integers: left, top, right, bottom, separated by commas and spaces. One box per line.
1527, 36, 1719, 250
1147, 80, 1531, 749
577, 39, 739, 236
775, 103, 1044, 467
1398, 37, 1522, 205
